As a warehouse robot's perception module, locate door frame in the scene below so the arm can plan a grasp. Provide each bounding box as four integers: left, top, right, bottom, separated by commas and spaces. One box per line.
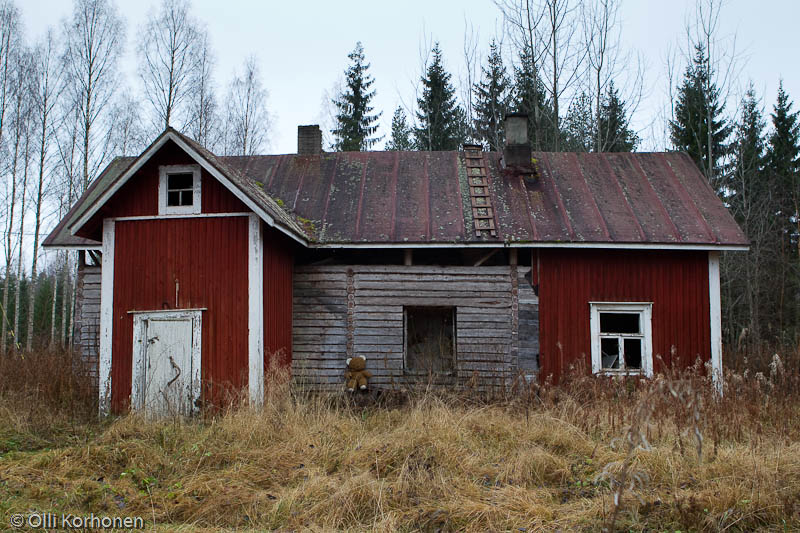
130, 309, 204, 413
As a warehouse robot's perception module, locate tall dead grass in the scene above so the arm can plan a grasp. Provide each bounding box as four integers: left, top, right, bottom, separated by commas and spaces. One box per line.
1, 349, 799, 531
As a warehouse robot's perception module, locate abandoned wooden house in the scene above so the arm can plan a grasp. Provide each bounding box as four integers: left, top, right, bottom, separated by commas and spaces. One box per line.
43, 114, 748, 414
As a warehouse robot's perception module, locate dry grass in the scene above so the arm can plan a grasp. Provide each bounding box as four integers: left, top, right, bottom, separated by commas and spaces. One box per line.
1, 350, 799, 531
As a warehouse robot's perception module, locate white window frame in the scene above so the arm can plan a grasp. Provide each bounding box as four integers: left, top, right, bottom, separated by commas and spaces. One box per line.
590, 302, 653, 377
158, 164, 201, 215
130, 308, 203, 413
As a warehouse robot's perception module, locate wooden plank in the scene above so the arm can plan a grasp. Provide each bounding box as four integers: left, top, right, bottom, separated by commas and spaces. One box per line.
353, 305, 404, 313
355, 297, 511, 307
291, 327, 347, 336
352, 265, 511, 275
456, 344, 509, 354
352, 344, 403, 354
354, 289, 510, 299
293, 311, 346, 321
293, 319, 347, 327
353, 280, 512, 291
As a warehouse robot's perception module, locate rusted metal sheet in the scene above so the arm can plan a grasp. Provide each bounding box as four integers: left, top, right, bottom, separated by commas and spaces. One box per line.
110, 217, 250, 411
537, 249, 711, 382
224, 150, 746, 246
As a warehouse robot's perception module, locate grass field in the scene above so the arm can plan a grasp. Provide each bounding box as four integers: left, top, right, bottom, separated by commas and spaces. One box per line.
1, 350, 799, 532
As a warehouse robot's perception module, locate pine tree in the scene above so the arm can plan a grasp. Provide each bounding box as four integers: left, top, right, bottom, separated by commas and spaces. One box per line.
473, 40, 510, 151
597, 81, 638, 152
670, 44, 731, 186
512, 50, 557, 151
386, 106, 414, 150
414, 43, 466, 151
331, 42, 382, 151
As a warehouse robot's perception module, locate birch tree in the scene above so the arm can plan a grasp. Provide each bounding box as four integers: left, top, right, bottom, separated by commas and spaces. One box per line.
138, 0, 200, 131
63, 0, 124, 192
223, 56, 270, 156
25, 29, 60, 351
186, 28, 219, 149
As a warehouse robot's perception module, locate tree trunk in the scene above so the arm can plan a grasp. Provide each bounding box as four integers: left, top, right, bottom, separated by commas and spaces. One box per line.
49, 261, 58, 348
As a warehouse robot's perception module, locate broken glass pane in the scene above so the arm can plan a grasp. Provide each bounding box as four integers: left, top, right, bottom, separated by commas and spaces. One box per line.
601, 337, 620, 369
624, 338, 642, 369
168, 173, 193, 190
600, 312, 640, 334
167, 191, 180, 206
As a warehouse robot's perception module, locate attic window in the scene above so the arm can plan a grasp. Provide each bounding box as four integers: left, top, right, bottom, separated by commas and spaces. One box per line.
159, 165, 201, 215
590, 302, 653, 377
404, 306, 456, 373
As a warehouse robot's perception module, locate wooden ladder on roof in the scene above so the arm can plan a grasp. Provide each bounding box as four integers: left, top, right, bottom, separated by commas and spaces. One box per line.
464, 145, 497, 238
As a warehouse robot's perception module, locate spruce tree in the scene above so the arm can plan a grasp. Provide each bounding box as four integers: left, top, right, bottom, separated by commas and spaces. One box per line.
331, 42, 382, 151
766, 81, 800, 200
597, 81, 638, 152
414, 43, 466, 151
386, 106, 414, 150
473, 40, 510, 151
562, 92, 594, 152
725, 86, 771, 347
512, 50, 557, 151
670, 44, 731, 185
765, 81, 800, 339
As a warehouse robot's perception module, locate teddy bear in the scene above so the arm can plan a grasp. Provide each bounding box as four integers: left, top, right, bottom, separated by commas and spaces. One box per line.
345, 355, 373, 392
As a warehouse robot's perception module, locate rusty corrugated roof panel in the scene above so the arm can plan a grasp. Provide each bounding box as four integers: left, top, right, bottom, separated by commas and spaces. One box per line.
44, 127, 747, 249
221, 150, 747, 246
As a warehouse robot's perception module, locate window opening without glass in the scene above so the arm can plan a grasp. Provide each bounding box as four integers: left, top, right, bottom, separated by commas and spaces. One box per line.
404, 306, 456, 373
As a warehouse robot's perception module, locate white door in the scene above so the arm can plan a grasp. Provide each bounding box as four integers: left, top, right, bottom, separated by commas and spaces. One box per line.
132, 310, 202, 416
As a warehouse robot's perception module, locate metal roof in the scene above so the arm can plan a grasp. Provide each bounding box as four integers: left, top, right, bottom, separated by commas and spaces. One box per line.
44, 131, 748, 249
221, 149, 748, 247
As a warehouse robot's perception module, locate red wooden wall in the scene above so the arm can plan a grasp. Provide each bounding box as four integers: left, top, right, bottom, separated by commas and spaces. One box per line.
101, 140, 296, 411
263, 226, 294, 370
537, 249, 710, 382
111, 217, 250, 410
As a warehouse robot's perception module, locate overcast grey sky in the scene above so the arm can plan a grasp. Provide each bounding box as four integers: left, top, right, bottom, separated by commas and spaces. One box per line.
19, 0, 800, 154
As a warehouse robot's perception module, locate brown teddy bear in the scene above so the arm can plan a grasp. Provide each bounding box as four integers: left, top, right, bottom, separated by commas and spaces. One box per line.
345, 356, 373, 392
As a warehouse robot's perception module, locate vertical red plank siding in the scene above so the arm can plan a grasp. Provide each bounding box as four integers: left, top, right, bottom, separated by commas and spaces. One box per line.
538, 249, 710, 382
263, 226, 293, 370
111, 217, 249, 411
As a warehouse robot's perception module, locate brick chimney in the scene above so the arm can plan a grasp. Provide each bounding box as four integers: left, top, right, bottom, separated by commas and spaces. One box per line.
503, 113, 533, 173
297, 125, 322, 155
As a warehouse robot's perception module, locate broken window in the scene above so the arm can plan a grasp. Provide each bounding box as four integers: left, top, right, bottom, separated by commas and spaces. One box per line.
167, 173, 194, 207
404, 306, 456, 373
590, 303, 653, 377
159, 165, 201, 215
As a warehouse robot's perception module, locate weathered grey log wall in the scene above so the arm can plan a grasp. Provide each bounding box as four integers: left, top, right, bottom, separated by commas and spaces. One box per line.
293, 264, 536, 391
74, 262, 101, 390
517, 266, 539, 375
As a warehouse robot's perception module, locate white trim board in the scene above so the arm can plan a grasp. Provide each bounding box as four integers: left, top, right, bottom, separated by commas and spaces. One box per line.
708, 251, 723, 394
248, 214, 265, 406
312, 242, 749, 251
112, 213, 251, 222
98, 219, 115, 416
67, 130, 307, 246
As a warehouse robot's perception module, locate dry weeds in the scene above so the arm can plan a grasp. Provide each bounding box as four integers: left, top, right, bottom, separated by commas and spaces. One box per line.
0, 350, 799, 531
